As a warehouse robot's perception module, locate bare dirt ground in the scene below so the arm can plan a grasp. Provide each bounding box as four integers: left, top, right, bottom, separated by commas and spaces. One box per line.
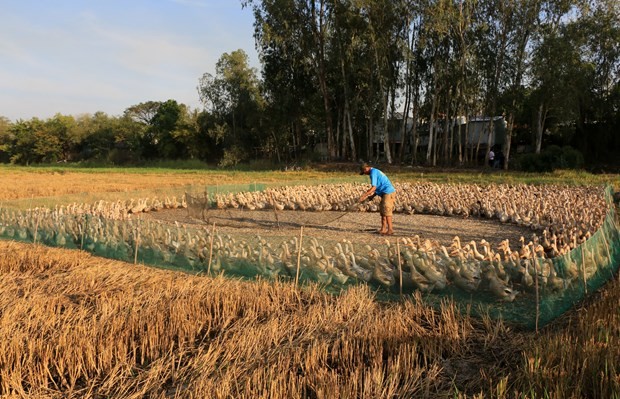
147, 207, 533, 249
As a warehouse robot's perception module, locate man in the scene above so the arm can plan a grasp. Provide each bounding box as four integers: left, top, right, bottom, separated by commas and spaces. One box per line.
358, 163, 396, 235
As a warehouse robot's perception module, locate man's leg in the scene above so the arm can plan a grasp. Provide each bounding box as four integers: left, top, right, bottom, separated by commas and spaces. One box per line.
380, 215, 387, 233
382, 193, 395, 235
386, 216, 393, 234
378, 195, 387, 233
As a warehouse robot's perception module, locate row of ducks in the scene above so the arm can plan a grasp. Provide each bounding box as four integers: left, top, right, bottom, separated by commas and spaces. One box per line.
50, 196, 187, 222
0, 201, 616, 302
43, 182, 611, 260
202, 182, 612, 256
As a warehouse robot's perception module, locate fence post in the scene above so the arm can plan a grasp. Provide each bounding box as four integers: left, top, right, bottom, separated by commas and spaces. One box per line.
134, 216, 141, 265
295, 226, 304, 287
207, 222, 216, 275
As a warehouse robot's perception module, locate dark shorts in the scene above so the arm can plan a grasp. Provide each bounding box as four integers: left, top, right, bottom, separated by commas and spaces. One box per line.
380, 193, 395, 216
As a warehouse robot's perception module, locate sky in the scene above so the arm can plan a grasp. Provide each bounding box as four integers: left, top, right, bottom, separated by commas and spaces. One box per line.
0, 0, 260, 122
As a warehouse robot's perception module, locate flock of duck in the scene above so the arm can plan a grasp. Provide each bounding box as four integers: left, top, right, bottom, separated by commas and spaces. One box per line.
0, 182, 617, 303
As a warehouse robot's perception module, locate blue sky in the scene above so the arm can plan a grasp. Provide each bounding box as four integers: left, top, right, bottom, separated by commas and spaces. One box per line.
0, 0, 260, 121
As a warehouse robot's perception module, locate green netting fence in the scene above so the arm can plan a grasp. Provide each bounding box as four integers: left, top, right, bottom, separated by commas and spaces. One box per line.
0, 183, 618, 330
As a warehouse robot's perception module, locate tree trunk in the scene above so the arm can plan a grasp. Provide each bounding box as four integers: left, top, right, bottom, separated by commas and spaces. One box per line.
382, 92, 392, 164
368, 114, 374, 161
457, 119, 463, 164
346, 106, 356, 161
504, 112, 514, 169
310, 0, 335, 159
271, 130, 281, 163
290, 122, 296, 161
340, 108, 345, 159
409, 70, 421, 165
399, 82, 411, 164
426, 91, 438, 164
443, 91, 452, 164
535, 103, 547, 154
475, 121, 487, 166
485, 118, 495, 167
340, 56, 356, 161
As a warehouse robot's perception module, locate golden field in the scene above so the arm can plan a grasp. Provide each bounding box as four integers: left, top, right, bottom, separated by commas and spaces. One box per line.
0, 166, 618, 398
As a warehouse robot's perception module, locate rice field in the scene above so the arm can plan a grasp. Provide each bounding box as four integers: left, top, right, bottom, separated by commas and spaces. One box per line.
0, 165, 619, 398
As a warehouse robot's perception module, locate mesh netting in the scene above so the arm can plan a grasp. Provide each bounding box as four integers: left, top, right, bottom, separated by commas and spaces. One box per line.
0, 183, 618, 330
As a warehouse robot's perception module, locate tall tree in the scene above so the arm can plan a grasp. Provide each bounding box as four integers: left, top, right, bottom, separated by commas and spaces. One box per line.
500, 0, 542, 169
530, 0, 582, 153
198, 49, 264, 164
248, 0, 338, 159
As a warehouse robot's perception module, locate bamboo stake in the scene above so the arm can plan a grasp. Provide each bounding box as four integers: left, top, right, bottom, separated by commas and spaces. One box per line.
396, 240, 402, 297
269, 192, 281, 229
80, 215, 87, 251
202, 186, 209, 221
33, 212, 41, 245
134, 217, 141, 265
529, 244, 540, 334
295, 226, 304, 287
580, 246, 588, 294
207, 222, 216, 275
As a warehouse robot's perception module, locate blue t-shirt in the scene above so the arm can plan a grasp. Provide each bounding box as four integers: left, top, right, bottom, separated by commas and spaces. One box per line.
369, 168, 395, 196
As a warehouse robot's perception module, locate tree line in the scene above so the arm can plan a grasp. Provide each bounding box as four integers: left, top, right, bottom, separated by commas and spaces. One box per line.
1, 0, 618, 170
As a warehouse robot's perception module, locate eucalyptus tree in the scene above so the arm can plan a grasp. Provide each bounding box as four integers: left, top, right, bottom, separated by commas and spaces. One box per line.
414, 0, 459, 166
331, 0, 381, 162
244, 0, 341, 160
466, 0, 516, 165
396, 0, 418, 163
529, 0, 581, 154
248, 0, 330, 161
568, 0, 620, 160
433, 0, 485, 166
450, 0, 485, 165
498, 0, 542, 169
331, 0, 362, 161
358, 0, 407, 164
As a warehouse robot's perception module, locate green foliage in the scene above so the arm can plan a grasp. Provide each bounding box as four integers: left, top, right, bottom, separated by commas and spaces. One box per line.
198, 50, 263, 143
0, 117, 12, 163
3, 0, 618, 169
218, 145, 249, 168
515, 145, 585, 172
147, 100, 187, 159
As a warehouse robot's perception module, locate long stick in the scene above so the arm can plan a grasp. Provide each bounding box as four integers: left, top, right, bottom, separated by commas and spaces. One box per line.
529, 245, 540, 334
207, 222, 216, 274
202, 187, 209, 222
134, 217, 141, 265
397, 240, 402, 297
295, 226, 304, 287
33, 212, 41, 245
269, 191, 281, 229
580, 246, 588, 294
